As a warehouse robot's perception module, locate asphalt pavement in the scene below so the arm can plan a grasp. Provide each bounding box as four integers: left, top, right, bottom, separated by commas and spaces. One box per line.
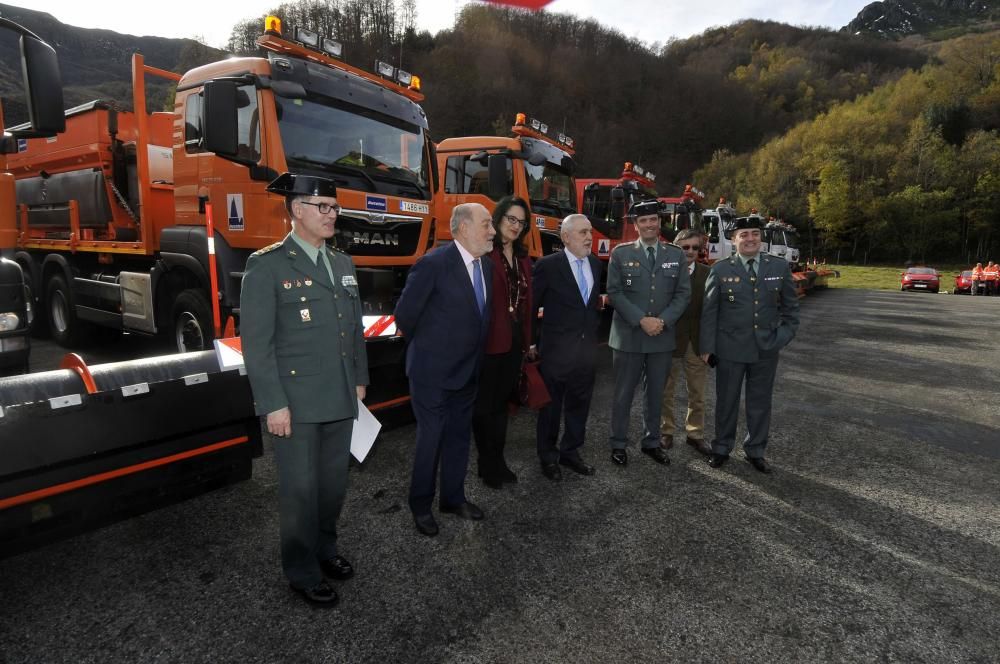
2, 288, 999, 663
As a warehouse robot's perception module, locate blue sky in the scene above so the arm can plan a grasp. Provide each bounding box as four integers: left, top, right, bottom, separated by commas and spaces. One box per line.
27, 0, 875, 49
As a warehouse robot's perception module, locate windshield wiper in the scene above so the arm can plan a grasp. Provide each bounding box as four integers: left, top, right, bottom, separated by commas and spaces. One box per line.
369, 171, 428, 199
287, 155, 378, 192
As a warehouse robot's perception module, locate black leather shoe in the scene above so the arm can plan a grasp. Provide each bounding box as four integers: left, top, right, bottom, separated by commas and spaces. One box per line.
541, 462, 563, 481
500, 466, 518, 484
641, 447, 671, 465
319, 555, 354, 581
745, 456, 773, 474
413, 512, 439, 537
291, 581, 339, 607
686, 437, 713, 456
708, 453, 729, 469
611, 449, 628, 465
440, 502, 484, 520
559, 457, 595, 476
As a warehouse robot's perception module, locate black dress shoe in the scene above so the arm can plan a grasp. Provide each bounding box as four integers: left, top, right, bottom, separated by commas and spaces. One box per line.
319, 555, 354, 581
541, 462, 563, 481
559, 457, 596, 476
611, 449, 628, 465
500, 466, 518, 484
708, 453, 729, 468
641, 447, 671, 465
413, 512, 439, 537
745, 456, 773, 474
686, 437, 713, 456
291, 581, 339, 607
440, 501, 484, 520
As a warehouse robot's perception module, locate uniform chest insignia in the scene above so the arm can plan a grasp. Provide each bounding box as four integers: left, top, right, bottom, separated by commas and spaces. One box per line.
304, 278, 313, 287
342, 275, 358, 287
662, 261, 679, 269
283, 280, 291, 289
626, 279, 632, 286
764, 276, 781, 281
734, 276, 741, 283
728, 295, 736, 303
300, 308, 311, 322
295, 279, 303, 288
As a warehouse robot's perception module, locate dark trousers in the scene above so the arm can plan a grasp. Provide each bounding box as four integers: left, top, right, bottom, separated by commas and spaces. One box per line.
536, 358, 596, 465
713, 355, 780, 459
273, 417, 353, 589
609, 350, 673, 449
408, 377, 477, 515
473, 323, 523, 481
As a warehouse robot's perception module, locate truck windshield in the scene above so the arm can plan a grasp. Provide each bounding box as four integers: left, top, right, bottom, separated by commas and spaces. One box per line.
275, 95, 430, 199
519, 138, 577, 217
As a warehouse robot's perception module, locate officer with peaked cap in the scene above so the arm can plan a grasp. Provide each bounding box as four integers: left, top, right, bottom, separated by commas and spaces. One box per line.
699, 214, 799, 474
606, 199, 691, 467
240, 173, 368, 606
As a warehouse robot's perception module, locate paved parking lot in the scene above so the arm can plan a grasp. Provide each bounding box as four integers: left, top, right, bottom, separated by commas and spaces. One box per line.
2, 288, 999, 663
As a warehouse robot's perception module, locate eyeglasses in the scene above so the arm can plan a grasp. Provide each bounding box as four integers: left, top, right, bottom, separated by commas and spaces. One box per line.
678, 244, 701, 250
503, 214, 527, 228
299, 200, 341, 215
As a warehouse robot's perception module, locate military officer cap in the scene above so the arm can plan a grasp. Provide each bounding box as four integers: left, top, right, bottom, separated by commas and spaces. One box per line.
627, 199, 661, 219
266, 172, 338, 199
733, 215, 765, 231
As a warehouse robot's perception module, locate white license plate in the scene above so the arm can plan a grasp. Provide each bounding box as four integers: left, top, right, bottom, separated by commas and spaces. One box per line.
914, 283, 927, 288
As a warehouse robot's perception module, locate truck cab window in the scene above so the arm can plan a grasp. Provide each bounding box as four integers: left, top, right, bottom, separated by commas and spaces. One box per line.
184, 93, 204, 154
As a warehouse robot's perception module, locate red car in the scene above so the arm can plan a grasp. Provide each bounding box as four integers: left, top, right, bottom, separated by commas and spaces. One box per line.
953, 270, 974, 294
900, 267, 940, 293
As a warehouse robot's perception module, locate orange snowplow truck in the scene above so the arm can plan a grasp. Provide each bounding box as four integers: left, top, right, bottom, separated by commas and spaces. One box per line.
435, 113, 578, 257
5, 16, 436, 413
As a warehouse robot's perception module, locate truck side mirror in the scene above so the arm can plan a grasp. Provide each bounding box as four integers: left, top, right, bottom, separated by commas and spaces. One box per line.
487, 154, 509, 200
202, 81, 240, 160
18, 34, 66, 138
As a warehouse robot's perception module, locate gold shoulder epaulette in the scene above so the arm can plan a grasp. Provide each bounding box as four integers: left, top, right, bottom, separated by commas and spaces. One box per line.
251, 241, 282, 257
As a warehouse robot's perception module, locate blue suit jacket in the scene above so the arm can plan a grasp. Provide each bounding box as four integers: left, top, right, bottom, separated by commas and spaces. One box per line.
394, 242, 493, 390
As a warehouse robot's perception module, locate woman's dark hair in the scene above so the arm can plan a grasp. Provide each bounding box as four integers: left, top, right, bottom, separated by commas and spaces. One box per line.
491, 195, 531, 257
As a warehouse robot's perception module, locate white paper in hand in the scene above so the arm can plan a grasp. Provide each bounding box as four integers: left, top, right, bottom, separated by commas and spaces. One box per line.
350, 398, 381, 463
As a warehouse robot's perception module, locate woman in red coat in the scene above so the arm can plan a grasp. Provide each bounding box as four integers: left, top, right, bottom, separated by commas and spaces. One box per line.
473, 196, 534, 489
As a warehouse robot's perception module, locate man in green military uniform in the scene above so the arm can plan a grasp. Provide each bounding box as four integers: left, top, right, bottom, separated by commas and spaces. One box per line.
240, 173, 368, 606
699, 215, 799, 473
607, 200, 691, 466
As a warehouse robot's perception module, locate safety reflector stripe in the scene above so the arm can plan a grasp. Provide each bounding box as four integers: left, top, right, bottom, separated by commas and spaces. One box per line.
0, 435, 250, 511
363, 315, 397, 338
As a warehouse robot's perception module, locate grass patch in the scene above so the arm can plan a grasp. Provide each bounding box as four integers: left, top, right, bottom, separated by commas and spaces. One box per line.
825, 264, 969, 291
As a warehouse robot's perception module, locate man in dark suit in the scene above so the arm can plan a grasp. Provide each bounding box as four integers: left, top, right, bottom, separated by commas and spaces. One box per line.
241, 173, 367, 607
531, 214, 603, 481
660, 229, 713, 456
700, 216, 800, 473
395, 203, 495, 536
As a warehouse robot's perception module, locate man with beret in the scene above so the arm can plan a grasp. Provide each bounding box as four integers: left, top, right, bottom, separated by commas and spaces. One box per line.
700, 215, 800, 473
241, 173, 368, 606
606, 200, 691, 466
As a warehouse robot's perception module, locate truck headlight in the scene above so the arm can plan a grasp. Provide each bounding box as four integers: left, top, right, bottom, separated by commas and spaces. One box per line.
0, 312, 20, 331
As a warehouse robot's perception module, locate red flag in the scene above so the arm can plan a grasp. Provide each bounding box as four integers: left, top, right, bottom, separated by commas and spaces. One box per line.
485, 0, 554, 9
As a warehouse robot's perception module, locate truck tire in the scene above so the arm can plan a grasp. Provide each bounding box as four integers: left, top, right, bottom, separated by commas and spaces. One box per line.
172, 289, 214, 353
46, 273, 94, 347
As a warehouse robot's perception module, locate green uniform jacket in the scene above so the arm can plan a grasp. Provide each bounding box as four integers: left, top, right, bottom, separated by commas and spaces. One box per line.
240, 233, 369, 423
607, 239, 691, 354
699, 254, 800, 363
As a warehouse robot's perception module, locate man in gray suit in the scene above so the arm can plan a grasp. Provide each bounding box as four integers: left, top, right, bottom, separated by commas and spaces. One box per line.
241, 173, 368, 606
607, 200, 691, 466
700, 216, 800, 473
660, 229, 713, 456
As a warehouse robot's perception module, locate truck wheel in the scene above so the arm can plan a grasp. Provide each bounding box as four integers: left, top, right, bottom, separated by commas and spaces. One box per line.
172, 289, 214, 353
46, 273, 94, 347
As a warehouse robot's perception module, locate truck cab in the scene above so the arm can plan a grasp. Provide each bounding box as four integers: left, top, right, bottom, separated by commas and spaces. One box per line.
658, 184, 705, 241
703, 198, 738, 263
435, 113, 577, 257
